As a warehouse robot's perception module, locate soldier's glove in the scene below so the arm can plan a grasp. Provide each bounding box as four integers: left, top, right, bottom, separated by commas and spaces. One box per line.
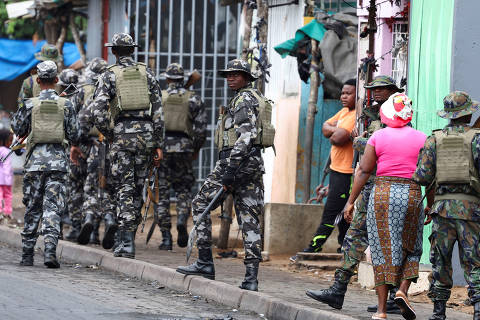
222, 166, 236, 189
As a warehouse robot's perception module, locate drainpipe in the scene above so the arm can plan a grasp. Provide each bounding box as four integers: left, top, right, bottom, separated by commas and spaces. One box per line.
303, 38, 320, 203
102, 0, 109, 61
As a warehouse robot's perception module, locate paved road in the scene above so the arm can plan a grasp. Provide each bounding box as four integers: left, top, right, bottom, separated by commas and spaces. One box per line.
0, 243, 261, 320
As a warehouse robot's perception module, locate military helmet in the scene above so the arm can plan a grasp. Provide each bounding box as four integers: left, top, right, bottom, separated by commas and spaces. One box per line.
35, 43, 60, 62
364, 75, 404, 92
218, 59, 257, 81
57, 69, 79, 86
105, 33, 138, 47
438, 91, 480, 119
161, 63, 184, 80
37, 60, 58, 79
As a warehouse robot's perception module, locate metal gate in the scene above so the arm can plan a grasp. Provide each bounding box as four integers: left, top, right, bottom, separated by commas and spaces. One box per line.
127, 0, 242, 188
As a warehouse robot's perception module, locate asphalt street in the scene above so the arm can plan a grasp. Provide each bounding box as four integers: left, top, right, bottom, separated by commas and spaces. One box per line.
0, 243, 261, 320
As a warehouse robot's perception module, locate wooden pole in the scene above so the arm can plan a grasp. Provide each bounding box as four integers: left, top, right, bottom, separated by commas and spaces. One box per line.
241, 0, 254, 60
69, 13, 87, 65
303, 38, 320, 203
256, 0, 268, 94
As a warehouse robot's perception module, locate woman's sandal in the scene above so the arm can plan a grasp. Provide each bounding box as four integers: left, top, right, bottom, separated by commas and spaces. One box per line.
371, 313, 387, 319
394, 290, 416, 320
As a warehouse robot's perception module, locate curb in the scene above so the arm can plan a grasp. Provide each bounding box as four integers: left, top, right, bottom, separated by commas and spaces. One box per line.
0, 225, 357, 320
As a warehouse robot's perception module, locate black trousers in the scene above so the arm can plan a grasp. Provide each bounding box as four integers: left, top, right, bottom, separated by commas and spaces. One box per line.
312, 169, 351, 248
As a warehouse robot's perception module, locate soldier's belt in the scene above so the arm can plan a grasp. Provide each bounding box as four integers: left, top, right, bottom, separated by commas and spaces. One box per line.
165, 131, 190, 139
114, 116, 152, 124
218, 147, 261, 160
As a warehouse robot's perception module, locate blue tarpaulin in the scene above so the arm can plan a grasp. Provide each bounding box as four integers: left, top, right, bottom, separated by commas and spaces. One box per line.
0, 39, 81, 81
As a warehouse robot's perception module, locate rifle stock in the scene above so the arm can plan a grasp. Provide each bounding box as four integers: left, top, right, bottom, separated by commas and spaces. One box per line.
184, 70, 201, 88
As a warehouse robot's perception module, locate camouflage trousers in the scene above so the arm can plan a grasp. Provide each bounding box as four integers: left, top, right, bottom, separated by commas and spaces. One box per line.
428, 215, 480, 303
22, 171, 66, 249
192, 158, 264, 264
83, 141, 115, 222
336, 182, 372, 281
155, 152, 195, 231
110, 147, 151, 232
67, 149, 88, 225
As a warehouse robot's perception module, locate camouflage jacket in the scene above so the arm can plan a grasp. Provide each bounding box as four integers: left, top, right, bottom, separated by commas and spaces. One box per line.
164, 82, 207, 153
223, 86, 263, 170
11, 89, 78, 172
412, 125, 480, 221
352, 104, 383, 154
89, 56, 164, 150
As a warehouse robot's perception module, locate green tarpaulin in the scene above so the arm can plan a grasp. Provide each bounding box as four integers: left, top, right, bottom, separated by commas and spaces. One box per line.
274, 19, 326, 58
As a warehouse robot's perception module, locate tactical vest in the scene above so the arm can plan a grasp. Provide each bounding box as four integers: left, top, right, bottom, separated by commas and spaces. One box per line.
161, 90, 193, 137
434, 128, 480, 201
28, 97, 66, 150
109, 63, 151, 120
214, 88, 275, 150
82, 83, 101, 137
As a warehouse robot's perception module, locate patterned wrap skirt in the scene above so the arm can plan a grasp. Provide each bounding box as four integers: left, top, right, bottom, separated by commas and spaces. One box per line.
367, 176, 424, 287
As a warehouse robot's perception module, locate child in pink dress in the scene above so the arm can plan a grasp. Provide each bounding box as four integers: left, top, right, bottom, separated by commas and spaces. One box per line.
0, 130, 13, 219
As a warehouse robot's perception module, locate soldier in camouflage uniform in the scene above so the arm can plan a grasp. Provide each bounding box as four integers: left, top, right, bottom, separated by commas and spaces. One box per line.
73, 33, 164, 259
306, 76, 403, 314
413, 91, 480, 320
17, 44, 62, 109
153, 63, 207, 250
12, 61, 78, 268
177, 59, 265, 292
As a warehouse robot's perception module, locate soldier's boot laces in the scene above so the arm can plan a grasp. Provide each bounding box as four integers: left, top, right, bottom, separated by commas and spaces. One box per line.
158, 230, 173, 251
428, 301, 446, 320
368, 287, 402, 314
102, 213, 118, 250
113, 230, 136, 259
176, 213, 188, 248
89, 219, 101, 245
65, 219, 81, 241
474, 301, 480, 320
176, 248, 215, 280
20, 248, 34, 266
77, 213, 94, 245
239, 260, 259, 291
306, 269, 352, 309
43, 242, 60, 269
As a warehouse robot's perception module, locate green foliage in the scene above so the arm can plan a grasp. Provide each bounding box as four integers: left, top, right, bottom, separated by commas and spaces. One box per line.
0, 1, 39, 39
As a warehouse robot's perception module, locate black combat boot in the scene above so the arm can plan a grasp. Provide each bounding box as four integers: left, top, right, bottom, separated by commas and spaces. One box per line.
306, 269, 352, 309
428, 300, 446, 320
102, 213, 118, 249
368, 287, 402, 314
176, 248, 215, 280
474, 301, 480, 320
65, 219, 81, 241
176, 213, 189, 248
239, 260, 259, 291
89, 219, 101, 245
113, 230, 135, 259
43, 242, 60, 268
20, 247, 34, 266
77, 213, 94, 245
158, 230, 173, 250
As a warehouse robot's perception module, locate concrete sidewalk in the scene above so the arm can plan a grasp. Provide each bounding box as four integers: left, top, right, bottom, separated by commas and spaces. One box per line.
0, 224, 473, 320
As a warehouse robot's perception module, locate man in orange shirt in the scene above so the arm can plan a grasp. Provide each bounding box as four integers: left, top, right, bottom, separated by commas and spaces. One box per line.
302, 79, 356, 254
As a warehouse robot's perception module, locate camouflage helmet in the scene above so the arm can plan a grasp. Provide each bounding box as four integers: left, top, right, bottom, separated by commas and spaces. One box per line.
218, 59, 257, 81
37, 60, 58, 79
88, 57, 108, 74
161, 63, 184, 80
364, 75, 404, 92
438, 91, 480, 119
105, 33, 138, 47
35, 43, 60, 62
57, 69, 79, 86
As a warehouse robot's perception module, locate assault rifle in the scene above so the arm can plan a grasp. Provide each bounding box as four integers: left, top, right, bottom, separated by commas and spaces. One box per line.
97, 137, 107, 218
145, 167, 159, 244
308, 153, 331, 204
60, 83, 79, 97
184, 70, 201, 89
0, 135, 27, 163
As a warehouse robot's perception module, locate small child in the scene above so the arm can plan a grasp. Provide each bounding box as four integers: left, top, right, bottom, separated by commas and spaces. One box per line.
0, 129, 13, 220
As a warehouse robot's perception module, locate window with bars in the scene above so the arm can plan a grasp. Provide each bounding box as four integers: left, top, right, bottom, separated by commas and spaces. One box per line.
126, 0, 242, 191
391, 22, 408, 88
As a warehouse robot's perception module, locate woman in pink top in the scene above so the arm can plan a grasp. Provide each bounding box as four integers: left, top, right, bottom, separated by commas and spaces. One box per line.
343, 93, 427, 320
0, 129, 13, 221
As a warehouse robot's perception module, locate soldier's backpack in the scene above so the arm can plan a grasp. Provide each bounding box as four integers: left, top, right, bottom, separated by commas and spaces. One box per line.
81, 83, 101, 137
434, 128, 480, 200
109, 63, 151, 119
215, 88, 275, 150
29, 97, 66, 150
161, 90, 194, 137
